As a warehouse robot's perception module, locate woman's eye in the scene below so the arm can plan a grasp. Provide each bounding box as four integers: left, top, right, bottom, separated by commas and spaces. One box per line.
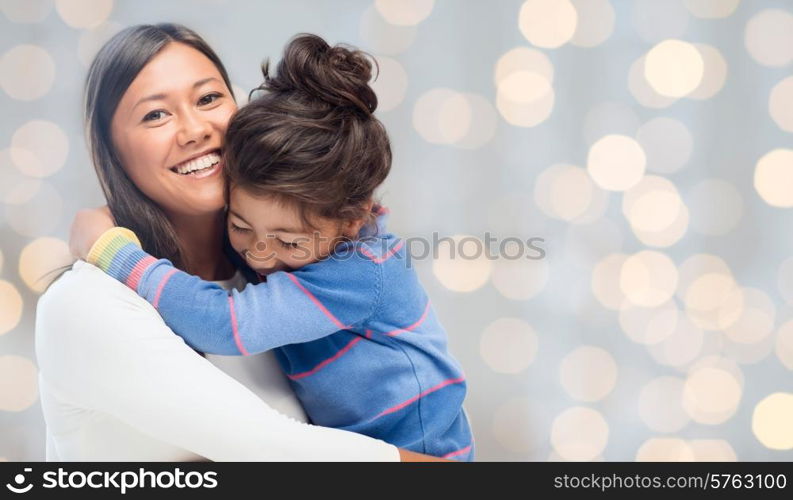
230, 223, 251, 233
142, 110, 167, 122
198, 93, 222, 106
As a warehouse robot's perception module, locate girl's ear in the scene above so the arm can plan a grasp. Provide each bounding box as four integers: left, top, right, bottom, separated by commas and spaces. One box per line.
341, 199, 375, 237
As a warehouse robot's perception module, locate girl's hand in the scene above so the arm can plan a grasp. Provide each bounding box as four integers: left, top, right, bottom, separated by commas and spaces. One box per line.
69, 206, 116, 260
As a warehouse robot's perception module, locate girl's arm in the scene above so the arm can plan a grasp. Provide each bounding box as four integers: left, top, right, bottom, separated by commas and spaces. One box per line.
82, 227, 379, 356
35, 262, 399, 461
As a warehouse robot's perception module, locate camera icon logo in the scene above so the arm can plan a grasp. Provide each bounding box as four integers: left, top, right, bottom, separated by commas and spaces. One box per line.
6, 468, 33, 494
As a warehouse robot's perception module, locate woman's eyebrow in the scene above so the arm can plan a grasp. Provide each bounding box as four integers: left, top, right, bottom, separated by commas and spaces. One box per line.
132, 77, 222, 111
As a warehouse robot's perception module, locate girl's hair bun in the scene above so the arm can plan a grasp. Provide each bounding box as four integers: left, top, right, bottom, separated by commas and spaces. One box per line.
262, 33, 378, 116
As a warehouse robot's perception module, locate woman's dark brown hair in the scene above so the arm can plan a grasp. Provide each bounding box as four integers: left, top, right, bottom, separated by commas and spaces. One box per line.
85, 23, 234, 270
224, 33, 391, 229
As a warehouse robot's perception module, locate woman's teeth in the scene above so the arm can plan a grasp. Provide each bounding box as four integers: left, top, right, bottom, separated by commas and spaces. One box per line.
173, 152, 220, 175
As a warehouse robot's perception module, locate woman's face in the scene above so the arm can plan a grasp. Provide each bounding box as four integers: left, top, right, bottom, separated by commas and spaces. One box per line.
110, 42, 237, 218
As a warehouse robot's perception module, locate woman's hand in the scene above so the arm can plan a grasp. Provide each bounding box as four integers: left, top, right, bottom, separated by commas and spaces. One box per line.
69, 205, 116, 260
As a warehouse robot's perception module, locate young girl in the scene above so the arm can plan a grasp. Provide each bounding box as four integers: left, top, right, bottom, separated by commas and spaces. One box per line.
71, 34, 473, 461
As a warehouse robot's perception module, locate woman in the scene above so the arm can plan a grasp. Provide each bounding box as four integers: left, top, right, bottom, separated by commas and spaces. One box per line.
35, 23, 440, 461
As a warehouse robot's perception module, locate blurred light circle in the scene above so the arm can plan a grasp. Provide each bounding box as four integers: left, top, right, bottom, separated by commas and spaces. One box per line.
723, 288, 775, 345
676, 253, 733, 300
10, 120, 69, 178
628, 56, 677, 109
689, 440, 737, 461
636, 438, 694, 461
682, 366, 742, 424
752, 393, 793, 450
77, 21, 122, 68
638, 376, 690, 432
688, 44, 728, 100
1, 0, 52, 23
688, 179, 743, 236
455, 93, 498, 149
721, 333, 776, 366
684, 272, 744, 331
644, 39, 704, 98
518, 0, 578, 49
620, 251, 678, 308
432, 235, 492, 292
413, 88, 471, 145
583, 101, 640, 146
494, 47, 554, 87
647, 316, 704, 368
769, 76, 793, 133
587, 135, 646, 191
359, 5, 417, 55
480, 318, 538, 374
19, 237, 72, 294
496, 71, 555, 127
374, 0, 434, 26
636, 117, 692, 174
754, 149, 793, 208
0, 355, 38, 411
4, 182, 63, 238
775, 320, 793, 370
569, 0, 615, 48
55, 0, 113, 29
744, 9, 793, 67
0, 150, 42, 205
622, 175, 683, 231
0, 44, 55, 101
630, 203, 689, 248
559, 346, 617, 402
491, 258, 549, 301
535, 164, 597, 221
492, 397, 541, 453
370, 56, 408, 113
591, 253, 628, 310
619, 300, 679, 345
551, 407, 608, 461
0, 281, 24, 336
683, 0, 740, 19
631, 0, 690, 44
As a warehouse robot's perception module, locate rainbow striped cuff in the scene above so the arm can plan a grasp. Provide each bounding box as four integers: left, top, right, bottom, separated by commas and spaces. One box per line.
86, 227, 157, 291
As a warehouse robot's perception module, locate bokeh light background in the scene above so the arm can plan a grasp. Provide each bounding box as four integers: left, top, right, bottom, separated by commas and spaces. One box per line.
2, 0, 793, 461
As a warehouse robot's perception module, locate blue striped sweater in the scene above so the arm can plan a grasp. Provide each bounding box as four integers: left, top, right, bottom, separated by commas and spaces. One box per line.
86, 209, 474, 460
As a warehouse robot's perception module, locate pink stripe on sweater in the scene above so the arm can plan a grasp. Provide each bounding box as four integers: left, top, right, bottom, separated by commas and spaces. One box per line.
288, 335, 364, 380
374, 376, 466, 420
125, 256, 157, 291
359, 240, 404, 264
285, 273, 347, 330
228, 296, 249, 356
385, 300, 431, 337
442, 445, 472, 460
152, 269, 178, 309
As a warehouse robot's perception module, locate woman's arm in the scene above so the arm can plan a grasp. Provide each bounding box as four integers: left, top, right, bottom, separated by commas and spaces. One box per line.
35, 262, 399, 461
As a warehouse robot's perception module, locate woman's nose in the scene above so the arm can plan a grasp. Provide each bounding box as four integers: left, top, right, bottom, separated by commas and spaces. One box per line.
176, 110, 212, 146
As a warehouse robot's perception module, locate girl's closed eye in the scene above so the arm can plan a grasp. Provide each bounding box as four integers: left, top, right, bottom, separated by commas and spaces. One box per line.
278, 239, 299, 249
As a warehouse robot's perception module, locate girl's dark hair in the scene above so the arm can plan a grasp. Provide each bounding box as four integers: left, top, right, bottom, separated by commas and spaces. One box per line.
224, 33, 391, 229
85, 23, 234, 270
